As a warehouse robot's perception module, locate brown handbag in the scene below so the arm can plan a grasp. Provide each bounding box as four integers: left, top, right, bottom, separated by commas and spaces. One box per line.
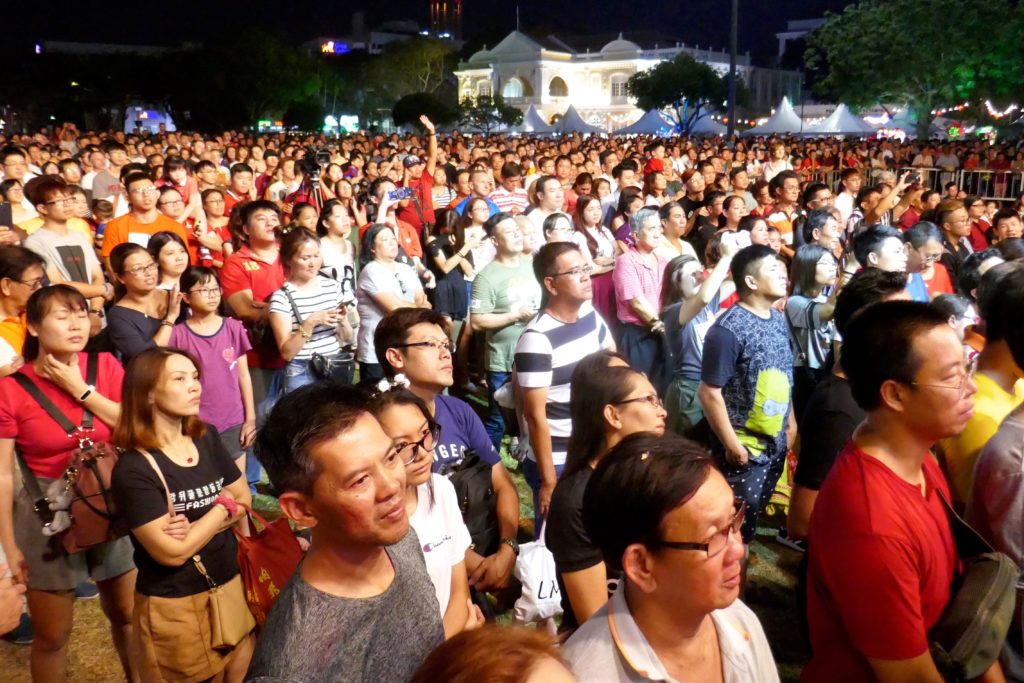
13, 354, 128, 554
137, 449, 255, 650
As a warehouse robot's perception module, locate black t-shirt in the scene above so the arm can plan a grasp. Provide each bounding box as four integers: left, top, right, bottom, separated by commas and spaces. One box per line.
546, 467, 620, 631
793, 374, 865, 490
111, 426, 243, 598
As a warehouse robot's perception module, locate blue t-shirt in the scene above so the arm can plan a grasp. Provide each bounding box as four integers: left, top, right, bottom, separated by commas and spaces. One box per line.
431, 394, 501, 471
907, 272, 929, 303
702, 304, 793, 458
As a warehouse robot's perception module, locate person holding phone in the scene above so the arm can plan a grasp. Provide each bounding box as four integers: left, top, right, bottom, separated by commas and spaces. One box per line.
268, 228, 352, 394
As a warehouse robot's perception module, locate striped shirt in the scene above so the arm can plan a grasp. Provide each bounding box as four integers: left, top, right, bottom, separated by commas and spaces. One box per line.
513, 302, 613, 467
489, 187, 530, 214
269, 277, 343, 361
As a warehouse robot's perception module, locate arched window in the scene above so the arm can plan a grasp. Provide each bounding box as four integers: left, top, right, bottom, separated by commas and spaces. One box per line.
502, 78, 523, 98
548, 77, 568, 97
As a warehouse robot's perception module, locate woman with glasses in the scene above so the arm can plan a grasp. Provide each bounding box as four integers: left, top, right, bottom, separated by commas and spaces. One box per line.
369, 386, 479, 638
546, 353, 666, 633
169, 266, 256, 470
0, 247, 46, 376
903, 221, 953, 298
963, 195, 991, 252
356, 224, 428, 382
157, 156, 202, 225
561, 431, 778, 681
268, 228, 352, 394
106, 243, 185, 364
0, 285, 143, 681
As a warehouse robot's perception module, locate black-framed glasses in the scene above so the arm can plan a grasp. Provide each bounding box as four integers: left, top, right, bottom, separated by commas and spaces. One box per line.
648, 500, 746, 559
393, 339, 455, 354
394, 423, 440, 465
123, 262, 158, 277
910, 355, 978, 400
549, 265, 593, 279
616, 393, 663, 409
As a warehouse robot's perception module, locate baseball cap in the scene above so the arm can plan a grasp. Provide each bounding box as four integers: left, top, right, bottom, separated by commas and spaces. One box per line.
403, 155, 424, 168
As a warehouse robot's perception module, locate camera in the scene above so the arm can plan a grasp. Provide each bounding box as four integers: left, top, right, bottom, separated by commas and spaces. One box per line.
388, 186, 415, 202
906, 172, 921, 186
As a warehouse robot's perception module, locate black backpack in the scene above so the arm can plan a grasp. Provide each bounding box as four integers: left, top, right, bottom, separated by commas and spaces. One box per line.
441, 450, 500, 556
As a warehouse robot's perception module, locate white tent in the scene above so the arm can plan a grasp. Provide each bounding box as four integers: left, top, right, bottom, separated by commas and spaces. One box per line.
513, 104, 555, 134
804, 104, 873, 136
616, 109, 674, 135
555, 105, 603, 135
742, 96, 803, 136
690, 114, 727, 135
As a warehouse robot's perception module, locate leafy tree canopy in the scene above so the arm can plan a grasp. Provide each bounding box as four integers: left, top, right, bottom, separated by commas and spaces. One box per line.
393, 93, 459, 130
458, 94, 523, 134
805, 0, 1024, 138
626, 53, 730, 135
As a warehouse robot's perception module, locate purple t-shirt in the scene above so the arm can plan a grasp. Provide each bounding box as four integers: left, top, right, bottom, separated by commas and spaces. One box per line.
168, 318, 252, 432
431, 394, 501, 472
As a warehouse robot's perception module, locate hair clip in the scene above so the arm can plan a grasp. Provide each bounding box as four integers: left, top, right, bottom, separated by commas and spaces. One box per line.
640, 451, 650, 461
375, 373, 410, 394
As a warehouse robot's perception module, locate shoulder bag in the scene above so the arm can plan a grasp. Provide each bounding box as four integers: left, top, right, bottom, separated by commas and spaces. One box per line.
233, 504, 304, 625
13, 353, 127, 554
439, 449, 500, 556
137, 449, 255, 650
282, 283, 354, 384
929, 488, 1020, 682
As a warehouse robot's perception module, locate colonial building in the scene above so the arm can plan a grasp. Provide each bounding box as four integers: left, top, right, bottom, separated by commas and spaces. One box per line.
455, 30, 801, 132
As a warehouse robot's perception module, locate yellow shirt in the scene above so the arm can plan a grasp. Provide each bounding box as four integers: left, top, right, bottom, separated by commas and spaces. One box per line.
941, 373, 1024, 504
0, 312, 27, 356
18, 217, 95, 243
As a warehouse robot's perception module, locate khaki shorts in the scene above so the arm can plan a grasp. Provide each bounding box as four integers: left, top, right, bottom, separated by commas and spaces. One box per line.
135, 575, 252, 683
14, 484, 135, 592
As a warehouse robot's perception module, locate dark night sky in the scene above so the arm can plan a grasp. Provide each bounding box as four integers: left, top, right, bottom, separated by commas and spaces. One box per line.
8, 0, 856, 62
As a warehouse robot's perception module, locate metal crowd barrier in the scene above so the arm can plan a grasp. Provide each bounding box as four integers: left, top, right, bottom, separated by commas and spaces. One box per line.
894, 167, 1023, 202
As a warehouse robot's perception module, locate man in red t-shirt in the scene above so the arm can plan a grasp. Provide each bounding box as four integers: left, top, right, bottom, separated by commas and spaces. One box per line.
804, 301, 999, 682
396, 115, 438, 236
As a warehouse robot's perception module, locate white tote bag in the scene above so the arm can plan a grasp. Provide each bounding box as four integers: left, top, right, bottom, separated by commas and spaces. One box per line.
513, 523, 564, 624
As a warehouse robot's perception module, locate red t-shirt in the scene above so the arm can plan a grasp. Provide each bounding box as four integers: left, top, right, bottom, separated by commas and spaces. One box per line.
396, 173, 436, 235
222, 189, 248, 217
0, 353, 124, 478
804, 443, 957, 682
923, 262, 954, 298
220, 245, 285, 369
968, 220, 990, 252
898, 207, 921, 231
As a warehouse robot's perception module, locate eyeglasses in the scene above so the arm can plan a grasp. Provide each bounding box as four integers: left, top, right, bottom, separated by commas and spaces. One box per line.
188, 287, 222, 297
159, 199, 185, 207
44, 196, 76, 206
123, 262, 158, 277
16, 277, 45, 291
649, 500, 746, 559
910, 355, 978, 399
394, 423, 441, 465
616, 393, 663, 409
549, 265, 593, 279
393, 338, 455, 354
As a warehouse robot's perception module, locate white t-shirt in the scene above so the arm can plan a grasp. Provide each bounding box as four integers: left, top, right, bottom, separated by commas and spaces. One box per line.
409, 474, 473, 616
355, 260, 423, 363
571, 226, 616, 260
319, 237, 356, 302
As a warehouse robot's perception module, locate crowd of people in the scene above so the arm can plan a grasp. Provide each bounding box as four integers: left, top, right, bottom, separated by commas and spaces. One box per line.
0, 118, 1023, 682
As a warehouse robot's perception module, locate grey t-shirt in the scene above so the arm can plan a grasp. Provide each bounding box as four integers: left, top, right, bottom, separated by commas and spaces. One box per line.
246, 529, 443, 683
24, 227, 101, 284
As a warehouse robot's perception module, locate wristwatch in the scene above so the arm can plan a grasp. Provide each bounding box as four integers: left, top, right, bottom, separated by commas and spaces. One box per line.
500, 538, 520, 556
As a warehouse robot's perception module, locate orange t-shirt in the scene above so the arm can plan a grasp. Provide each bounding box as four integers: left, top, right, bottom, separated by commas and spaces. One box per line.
100, 213, 195, 262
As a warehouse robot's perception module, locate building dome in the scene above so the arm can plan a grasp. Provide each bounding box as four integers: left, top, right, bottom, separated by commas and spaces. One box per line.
600, 34, 641, 55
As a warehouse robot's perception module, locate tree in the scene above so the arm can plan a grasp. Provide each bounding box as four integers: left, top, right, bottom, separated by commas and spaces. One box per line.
805, 0, 1024, 139
392, 93, 459, 130
458, 94, 523, 134
626, 54, 728, 135
367, 37, 457, 102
